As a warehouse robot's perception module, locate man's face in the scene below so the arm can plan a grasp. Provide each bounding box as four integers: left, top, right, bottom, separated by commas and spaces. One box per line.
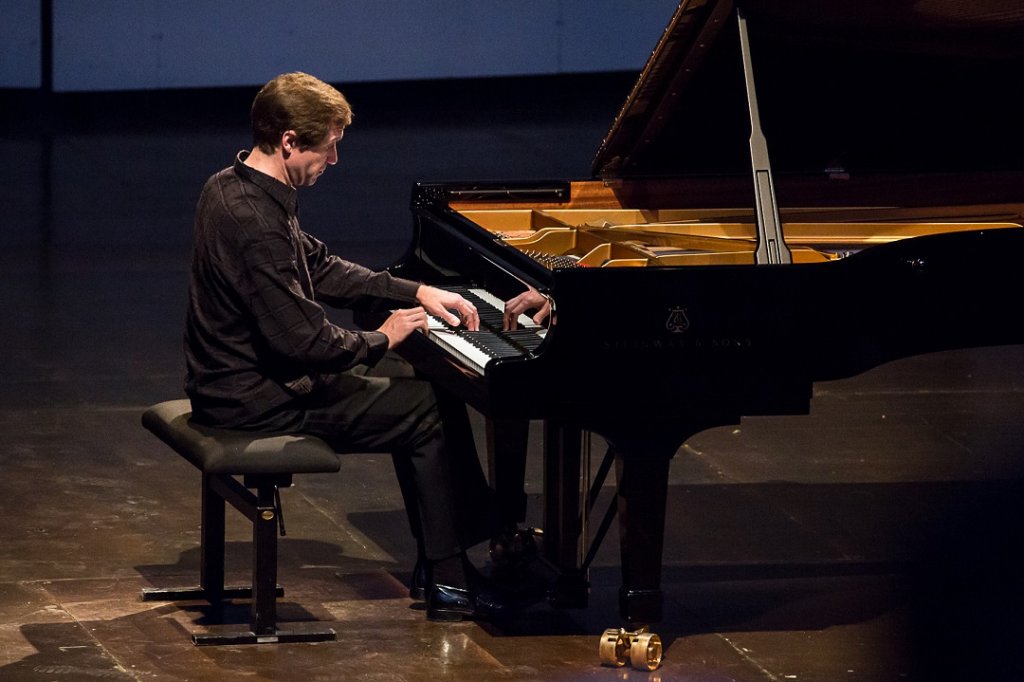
285, 126, 343, 187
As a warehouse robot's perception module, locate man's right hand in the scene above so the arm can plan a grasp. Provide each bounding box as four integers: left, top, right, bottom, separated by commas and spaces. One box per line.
377, 307, 430, 349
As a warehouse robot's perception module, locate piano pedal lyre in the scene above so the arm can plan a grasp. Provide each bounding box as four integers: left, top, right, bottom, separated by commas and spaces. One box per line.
599, 626, 662, 671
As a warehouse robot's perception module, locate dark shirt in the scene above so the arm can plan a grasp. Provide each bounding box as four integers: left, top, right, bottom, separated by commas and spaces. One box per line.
184, 152, 420, 428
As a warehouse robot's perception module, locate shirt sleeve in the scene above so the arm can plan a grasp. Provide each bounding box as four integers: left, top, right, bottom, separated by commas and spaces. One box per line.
303, 231, 422, 308
242, 230, 390, 370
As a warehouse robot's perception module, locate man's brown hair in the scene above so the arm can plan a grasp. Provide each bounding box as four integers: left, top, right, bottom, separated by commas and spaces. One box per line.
250, 72, 354, 153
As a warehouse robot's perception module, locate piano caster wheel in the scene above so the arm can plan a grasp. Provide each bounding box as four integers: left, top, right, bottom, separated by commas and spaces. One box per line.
599, 628, 629, 668
630, 631, 663, 671
599, 627, 662, 671
489, 526, 540, 568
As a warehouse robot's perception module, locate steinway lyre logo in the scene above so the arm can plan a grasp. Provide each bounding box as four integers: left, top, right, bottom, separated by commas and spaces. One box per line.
666, 307, 690, 334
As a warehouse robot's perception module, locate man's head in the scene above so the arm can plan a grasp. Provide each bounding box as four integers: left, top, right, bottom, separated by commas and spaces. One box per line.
248, 73, 353, 187
251, 72, 353, 153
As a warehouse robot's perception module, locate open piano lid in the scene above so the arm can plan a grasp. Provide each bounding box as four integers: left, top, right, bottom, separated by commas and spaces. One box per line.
593, 0, 1024, 180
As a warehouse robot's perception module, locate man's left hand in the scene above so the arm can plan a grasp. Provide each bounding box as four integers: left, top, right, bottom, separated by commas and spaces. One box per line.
415, 285, 480, 331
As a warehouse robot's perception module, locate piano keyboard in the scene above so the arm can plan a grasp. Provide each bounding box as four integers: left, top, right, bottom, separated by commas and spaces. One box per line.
423, 287, 546, 375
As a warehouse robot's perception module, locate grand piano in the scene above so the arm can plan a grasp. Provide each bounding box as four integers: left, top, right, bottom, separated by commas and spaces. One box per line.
358, 0, 1024, 633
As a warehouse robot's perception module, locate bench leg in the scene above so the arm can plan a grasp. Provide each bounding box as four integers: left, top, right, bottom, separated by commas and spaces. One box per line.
142, 473, 335, 645
252, 482, 278, 636
141, 476, 257, 602
201, 473, 227, 601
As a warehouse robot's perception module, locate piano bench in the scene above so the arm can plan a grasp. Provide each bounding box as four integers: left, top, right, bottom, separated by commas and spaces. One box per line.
139, 399, 341, 645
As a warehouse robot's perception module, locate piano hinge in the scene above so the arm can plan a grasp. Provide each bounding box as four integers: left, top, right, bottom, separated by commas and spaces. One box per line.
441, 184, 571, 203
414, 184, 448, 206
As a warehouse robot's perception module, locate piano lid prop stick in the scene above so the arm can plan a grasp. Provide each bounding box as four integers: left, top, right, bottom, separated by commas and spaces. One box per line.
737, 8, 792, 265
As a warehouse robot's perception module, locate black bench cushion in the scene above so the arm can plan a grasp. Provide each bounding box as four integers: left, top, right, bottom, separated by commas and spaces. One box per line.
142, 400, 341, 476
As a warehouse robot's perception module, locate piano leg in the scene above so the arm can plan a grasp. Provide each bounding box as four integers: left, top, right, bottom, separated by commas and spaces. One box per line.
538, 421, 677, 622
614, 447, 672, 626
597, 437, 674, 672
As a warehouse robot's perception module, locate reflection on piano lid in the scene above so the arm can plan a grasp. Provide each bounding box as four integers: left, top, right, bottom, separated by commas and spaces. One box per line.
417, 287, 546, 376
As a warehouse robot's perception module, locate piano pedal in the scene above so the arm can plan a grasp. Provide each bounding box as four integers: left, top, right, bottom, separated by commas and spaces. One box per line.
488, 526, 541, 568
599, 626, 662, 671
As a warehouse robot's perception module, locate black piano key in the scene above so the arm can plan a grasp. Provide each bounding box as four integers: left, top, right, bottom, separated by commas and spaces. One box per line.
505, 329, 544, 351
462, 330, 521, 359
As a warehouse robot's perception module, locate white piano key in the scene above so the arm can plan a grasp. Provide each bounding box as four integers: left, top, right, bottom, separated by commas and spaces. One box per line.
469, 287, 540, 329
426, 315, 490, 374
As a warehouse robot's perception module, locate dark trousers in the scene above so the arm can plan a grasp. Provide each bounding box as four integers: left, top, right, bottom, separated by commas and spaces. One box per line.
295, 353, 495, 561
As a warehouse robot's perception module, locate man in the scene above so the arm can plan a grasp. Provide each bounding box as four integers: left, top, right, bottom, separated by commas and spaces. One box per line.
184, 72, 505, 621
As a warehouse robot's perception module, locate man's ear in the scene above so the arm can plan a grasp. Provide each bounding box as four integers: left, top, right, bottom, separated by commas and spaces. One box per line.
281, 131, 298, 155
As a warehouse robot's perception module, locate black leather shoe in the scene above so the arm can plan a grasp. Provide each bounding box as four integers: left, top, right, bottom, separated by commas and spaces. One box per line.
426, 584, 509, 622
409, 558, 430, 601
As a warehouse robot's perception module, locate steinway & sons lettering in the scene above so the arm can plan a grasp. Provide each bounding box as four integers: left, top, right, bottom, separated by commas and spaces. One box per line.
600, 336, 753, 351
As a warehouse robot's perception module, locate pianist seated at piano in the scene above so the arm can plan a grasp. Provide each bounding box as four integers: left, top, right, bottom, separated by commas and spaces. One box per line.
183, 72, 515, 622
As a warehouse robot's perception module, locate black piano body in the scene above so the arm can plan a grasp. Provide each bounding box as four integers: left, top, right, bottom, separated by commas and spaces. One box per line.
358, 0, 1024, 626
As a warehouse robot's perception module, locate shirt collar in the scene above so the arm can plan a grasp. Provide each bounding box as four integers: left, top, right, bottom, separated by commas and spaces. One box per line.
234, 150, 298, 216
